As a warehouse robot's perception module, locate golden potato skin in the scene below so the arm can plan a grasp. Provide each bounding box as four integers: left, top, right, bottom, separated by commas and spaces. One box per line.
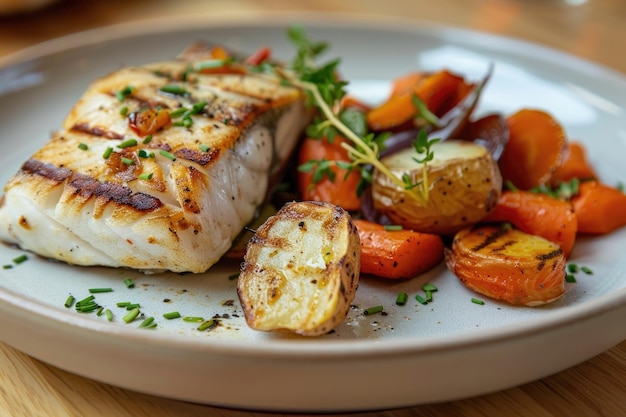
372, 140, 502, 235
237, 201, 360, 336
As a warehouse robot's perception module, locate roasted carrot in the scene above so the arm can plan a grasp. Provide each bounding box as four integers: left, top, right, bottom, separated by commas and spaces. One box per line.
571, 180, 626, 234
366, 69, 468, 131
353, 220, 444, 279
297, 136, 362, 211
340, 95, 372, 112
482, 190, 578, 257
498, 109, 567, 190
446, 225, 566, 306
389, 71, 427, 97
551, 141, 597, 186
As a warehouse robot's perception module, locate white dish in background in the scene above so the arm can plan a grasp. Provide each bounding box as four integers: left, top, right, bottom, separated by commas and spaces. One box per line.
0, 14, 624, 413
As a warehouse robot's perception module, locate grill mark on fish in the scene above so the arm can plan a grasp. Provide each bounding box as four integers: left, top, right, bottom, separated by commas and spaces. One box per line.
21, 159, 72, 184
71, 123, 124, 139
68, 173, 162, 212
174, 147, 220, 166
535, 249, 563, 271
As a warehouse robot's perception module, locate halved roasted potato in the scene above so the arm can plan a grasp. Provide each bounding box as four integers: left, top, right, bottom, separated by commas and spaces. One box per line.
372, 140, 502, 235
237, 201, 360, 336
445, 225, 566, 306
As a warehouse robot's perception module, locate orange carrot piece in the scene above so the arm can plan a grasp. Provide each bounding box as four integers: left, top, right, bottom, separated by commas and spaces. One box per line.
353, 220, 444, 279
389, 71, 427, 97
551, 141, 597, 186
366, 69, 467, 131
498, 109, 567, 190
446, 225, 566, 306
571, 180, 626, 234
340, 95, 372, 112
297, 136, 362, 211
482, 190, 578, 257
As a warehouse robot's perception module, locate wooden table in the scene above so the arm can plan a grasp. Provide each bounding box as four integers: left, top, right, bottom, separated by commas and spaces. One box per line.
0, 1, 624, 416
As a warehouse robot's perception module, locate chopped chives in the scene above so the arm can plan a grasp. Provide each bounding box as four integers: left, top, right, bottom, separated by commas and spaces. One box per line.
102, 147, 114, 159
363, 305, 384, 316
194, 58, 234, 71
425, 290, 433, 302
169, 107, 187, 118
138, 149, 150, 158
105, 309, 113, 321
421, 283, 438, 292
12, 254, 28, 264
64, 295, 75, 308
384, 225, 403, 231
125, 303, 140, 310
2, 265, 12, 269
142, 135, 153, 144
121, 157, 134, 165
116, 85, 134, 102
119, 106, 129, 116
96, 307, 104, 316
471, 298, 485, 305
78, 143, 89, 151
117, 139, 138, 148
415, 294, 428, 305
123, 278, 135, 288
138, 317, 155, 328
138, 173, 153, 180
395, 292, 408, 306
182, 316, 204, 323
89, 287, 113, 293
567, 263, 579, 273
199, 144, 210, 152
159, 84, 188, 95
198, 319, 218, 331
159, 150, 176, 161
145, 323, 158, 329
116, 301, 130, 307
163, 311, 181, 319
122, 307, 140, 323
76, 303, 100, 313
565, 274, 577, 283
75, 295, 95, 306
581, 266, 593, 275
191, 100, 208, 113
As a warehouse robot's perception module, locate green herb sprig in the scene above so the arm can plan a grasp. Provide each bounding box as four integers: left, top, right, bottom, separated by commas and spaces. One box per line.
282, 25, 432, 204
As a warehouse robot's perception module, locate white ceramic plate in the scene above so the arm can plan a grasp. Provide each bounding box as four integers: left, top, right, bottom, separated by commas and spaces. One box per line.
0, 14, 625, 413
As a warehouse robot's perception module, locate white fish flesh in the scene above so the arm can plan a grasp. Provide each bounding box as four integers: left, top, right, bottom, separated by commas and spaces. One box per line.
0, 44, 309, 273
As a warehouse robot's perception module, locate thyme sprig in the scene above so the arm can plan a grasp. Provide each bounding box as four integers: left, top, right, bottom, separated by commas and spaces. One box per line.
282, 26, 432, 204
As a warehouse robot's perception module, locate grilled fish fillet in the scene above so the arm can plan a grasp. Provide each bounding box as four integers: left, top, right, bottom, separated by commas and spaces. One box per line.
0, 44, 309, 273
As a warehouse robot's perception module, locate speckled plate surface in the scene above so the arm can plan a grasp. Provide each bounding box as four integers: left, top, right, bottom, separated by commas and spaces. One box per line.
0, 13, 625, 413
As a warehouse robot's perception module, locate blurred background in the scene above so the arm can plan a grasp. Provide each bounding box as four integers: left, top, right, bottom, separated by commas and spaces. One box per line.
1, 0, 625, 74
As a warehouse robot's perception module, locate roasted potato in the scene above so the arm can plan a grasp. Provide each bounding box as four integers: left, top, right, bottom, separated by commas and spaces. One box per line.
237, 201, 360, 336
372, 140, 502, 235
445, 225, 566, 306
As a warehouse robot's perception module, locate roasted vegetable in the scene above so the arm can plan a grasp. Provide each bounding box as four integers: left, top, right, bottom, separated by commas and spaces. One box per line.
571, 180, 626, 234
498, 109, 567, 190
237, 201, 360, 336
372, 140, 502, 235
353, 220, 444, 279
446, 225, 566, 306
482, 190, 578, 257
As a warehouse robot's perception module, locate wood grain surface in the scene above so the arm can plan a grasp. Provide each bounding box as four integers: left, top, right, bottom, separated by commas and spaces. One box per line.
0, 1, 625, 416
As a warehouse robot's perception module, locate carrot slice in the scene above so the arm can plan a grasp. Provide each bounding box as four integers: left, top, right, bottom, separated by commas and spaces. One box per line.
482, 190, 578, 257
366, 69, 468, 131
571, 180, 626, 234
389, 71, 427, 97
297, 136, 362, 211
551, 141, 597, 186
498, 109, 567, 190
353, 220, 444, 279
446, 225, 566, 306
